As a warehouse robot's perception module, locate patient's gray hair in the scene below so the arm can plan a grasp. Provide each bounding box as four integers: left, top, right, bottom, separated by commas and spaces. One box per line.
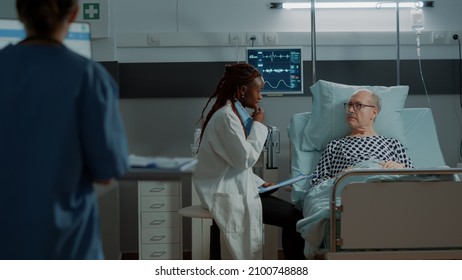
353, 89, 382, 113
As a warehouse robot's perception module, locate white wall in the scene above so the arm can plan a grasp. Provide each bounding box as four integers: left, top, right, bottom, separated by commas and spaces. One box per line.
113, 0, 462, 62
112, 0, 462, 168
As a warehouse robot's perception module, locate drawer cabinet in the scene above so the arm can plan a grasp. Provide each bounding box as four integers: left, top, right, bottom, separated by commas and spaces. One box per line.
140, 244, 181, 260
139, 196, 180, 212
139, 181, 180, 196
140, 212, 180, 228
138, 180, 182, 260
140, 228, 181, 243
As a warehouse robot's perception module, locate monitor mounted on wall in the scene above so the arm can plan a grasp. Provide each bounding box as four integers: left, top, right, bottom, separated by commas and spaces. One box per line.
0, 18, 92, 59
246, 47, 304, 96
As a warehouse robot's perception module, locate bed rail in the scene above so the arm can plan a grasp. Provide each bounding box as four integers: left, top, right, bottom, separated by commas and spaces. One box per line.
329, 168, 462, 253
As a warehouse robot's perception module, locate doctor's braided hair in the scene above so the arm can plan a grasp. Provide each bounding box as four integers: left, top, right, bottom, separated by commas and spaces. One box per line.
16, 0, 78, 37
199, 63, 262, 142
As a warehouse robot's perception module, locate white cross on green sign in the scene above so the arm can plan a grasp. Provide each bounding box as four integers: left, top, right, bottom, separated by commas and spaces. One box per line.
83, 3, 100, 20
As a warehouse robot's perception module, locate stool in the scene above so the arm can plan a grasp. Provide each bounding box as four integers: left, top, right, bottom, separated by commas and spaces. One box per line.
178, 205, 221, 259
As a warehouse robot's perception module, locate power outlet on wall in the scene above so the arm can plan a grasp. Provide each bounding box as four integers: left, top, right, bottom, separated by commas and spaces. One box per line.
229, 32, 243, 45
450, 31, 461, 43
432, 31, 462, 44
246, 33, 259, 46
147, 33, 160, 46
263, 32, 278, 45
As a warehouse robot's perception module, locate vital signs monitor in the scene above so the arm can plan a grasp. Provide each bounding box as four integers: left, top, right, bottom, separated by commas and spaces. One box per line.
246, 47, 304, 96
0, 18, 92, 59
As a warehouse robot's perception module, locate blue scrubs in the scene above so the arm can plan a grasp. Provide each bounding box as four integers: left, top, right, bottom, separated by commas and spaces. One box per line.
0, 43, 129, 259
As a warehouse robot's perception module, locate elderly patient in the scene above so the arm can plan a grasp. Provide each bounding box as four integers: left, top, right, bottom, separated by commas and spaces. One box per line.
310, 89, 414, 187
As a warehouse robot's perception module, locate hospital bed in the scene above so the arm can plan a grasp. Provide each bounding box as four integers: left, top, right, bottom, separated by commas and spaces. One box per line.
288, 107, 462, 259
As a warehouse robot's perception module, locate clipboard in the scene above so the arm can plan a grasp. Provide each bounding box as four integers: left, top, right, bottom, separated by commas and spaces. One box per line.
258, 173, 314, 193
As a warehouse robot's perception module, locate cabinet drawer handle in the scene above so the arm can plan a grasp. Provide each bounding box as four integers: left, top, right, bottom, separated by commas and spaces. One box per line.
150, 251, 166, 257
150, 235, 166, 241
149, 187, 165, 193
150, 203, 165, 209
150, 219, 166, 225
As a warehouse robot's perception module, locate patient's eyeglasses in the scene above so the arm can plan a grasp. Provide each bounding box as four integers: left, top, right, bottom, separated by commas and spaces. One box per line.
344, 102, 376, 111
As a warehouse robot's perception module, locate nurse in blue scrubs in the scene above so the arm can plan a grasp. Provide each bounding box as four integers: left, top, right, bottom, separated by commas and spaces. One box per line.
0, 0, 129, 259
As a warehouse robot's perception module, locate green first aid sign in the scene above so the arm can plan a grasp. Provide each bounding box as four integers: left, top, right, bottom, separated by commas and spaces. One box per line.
83, 3, 100, 20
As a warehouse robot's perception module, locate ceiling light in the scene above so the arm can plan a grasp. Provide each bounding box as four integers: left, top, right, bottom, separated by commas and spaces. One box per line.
270, 1, 434, 9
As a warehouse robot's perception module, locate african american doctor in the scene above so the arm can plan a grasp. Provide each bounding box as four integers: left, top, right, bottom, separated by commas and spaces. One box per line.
193, 63, 305, 259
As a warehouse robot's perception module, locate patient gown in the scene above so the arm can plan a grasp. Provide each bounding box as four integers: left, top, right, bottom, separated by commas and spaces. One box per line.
0, 43, 128, 259
311, 135, 414, 187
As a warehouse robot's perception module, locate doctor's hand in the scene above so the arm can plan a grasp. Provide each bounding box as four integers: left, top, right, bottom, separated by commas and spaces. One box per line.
259, 182, 277, 196
252, 104, 265, 123
261, 182, 275, 188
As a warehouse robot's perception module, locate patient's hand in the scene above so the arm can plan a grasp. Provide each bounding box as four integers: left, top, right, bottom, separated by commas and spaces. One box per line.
380, 161, 405, 169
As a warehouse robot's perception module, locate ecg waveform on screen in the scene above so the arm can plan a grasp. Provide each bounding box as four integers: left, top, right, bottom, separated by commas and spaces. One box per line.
248, 52, 292, 62
265, 79, 293, 89
247, 48, 302, 93
262, 68, 291, 74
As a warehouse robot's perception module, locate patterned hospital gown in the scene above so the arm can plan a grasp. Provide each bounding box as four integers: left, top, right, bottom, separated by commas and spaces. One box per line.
310, 135, 414, 187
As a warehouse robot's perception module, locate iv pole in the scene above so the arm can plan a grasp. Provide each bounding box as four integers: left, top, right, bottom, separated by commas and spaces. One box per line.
396, 0, 401, 85
311, 0, 317, 84
310, 0, 402, 86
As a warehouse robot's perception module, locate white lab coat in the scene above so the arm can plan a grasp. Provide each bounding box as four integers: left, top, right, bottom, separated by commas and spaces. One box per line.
193, 101, 268, 259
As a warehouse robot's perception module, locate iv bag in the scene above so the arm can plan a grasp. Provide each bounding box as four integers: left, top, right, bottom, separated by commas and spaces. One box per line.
411, 8, 424, 31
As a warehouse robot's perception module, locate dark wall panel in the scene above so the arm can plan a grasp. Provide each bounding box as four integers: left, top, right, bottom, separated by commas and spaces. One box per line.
400, 60, 460, 95
117, 59, 460, 98
119, 62, 230, 98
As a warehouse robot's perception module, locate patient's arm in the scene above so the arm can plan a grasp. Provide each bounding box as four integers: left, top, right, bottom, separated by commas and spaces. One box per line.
380, 161, 406, 169
343, 161, 406, 170
340, 159, 405, 173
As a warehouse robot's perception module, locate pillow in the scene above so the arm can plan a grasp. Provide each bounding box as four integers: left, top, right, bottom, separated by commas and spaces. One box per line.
301, 80, 408, 151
